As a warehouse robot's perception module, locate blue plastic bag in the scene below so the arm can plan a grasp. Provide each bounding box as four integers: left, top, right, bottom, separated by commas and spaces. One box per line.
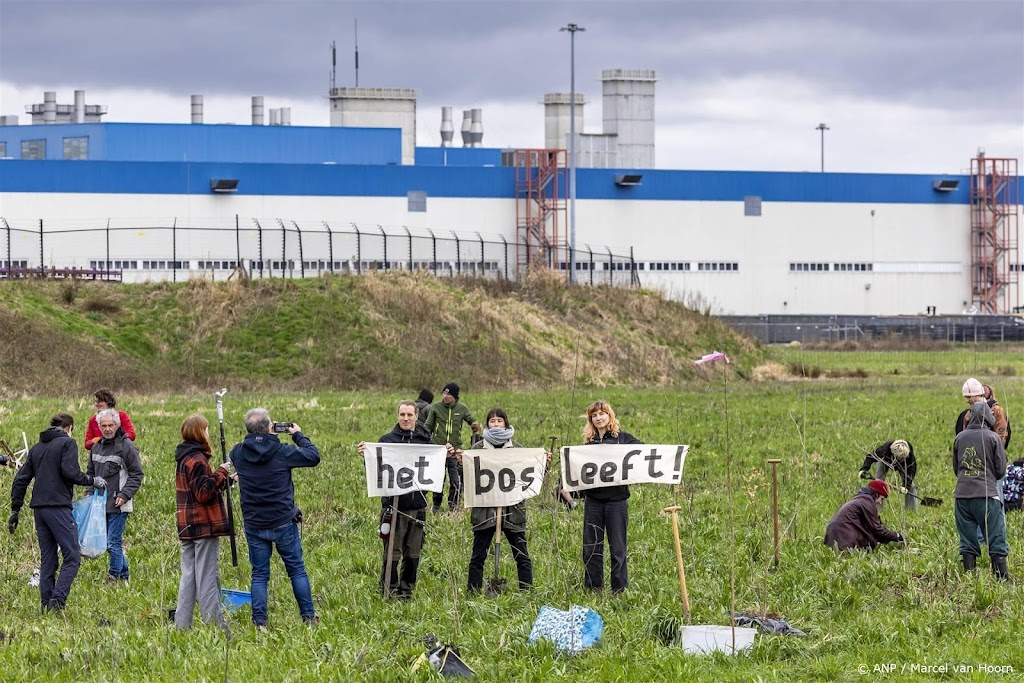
77, 490, 108, 559
528, 605, 603, 653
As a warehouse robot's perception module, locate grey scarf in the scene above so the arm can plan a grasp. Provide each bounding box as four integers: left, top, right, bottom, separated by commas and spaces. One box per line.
483, 426, 515, 447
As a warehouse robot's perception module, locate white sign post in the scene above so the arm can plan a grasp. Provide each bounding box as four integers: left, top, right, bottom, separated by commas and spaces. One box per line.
362, 443, 448, 498
560, 444, 689, 492
462, 448, 548, 508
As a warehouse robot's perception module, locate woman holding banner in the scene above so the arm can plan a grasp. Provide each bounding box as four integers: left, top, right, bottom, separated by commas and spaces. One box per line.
466, 408, 535, 593
581, 400, 642, 594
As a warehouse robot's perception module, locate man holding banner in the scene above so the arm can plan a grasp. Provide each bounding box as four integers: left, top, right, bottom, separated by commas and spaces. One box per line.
562, 400, 688, 594
359, 402, 447, 599
463, 408, 548, 593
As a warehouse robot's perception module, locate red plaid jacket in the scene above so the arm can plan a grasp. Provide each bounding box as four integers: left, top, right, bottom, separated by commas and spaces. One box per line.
175, 449, 232, 540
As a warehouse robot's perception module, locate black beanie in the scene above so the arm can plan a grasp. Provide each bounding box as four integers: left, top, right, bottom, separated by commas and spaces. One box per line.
418, 388, 434, 403
443, 382, 460, 399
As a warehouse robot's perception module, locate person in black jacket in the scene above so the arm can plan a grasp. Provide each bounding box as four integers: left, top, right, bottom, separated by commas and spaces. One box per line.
358, 400, 431, 599
858, 439, 917, 510
580, 400, 642, 594
8, 414, 105, 611
230, 408, 321, 628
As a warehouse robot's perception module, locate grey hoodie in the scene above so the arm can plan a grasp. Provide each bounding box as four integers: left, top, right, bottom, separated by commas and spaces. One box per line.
952, 401, 1006, 499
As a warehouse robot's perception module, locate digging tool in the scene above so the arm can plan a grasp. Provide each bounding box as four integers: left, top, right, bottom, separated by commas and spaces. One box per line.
485, 507, 508, 596
215, 388, 239, 567
768, 459, 782, 567
542, 435, 559, 510
662, 505, 691, 623
863, 452, 943, 506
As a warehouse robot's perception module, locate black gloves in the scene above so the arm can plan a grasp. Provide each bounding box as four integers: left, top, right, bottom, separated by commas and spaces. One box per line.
292, 508, 304, 524
7, 511, 18, 534
93, 477, 107, 489
859, 470, 872, 480
894, 534, 907, 545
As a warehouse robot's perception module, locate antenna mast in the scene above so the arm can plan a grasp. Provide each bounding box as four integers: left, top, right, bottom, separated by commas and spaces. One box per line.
330, 40, 336, 90
354, 19, 360, 87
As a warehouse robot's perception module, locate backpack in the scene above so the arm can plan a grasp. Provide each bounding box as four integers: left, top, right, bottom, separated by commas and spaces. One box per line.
1004, 465, 1024, 512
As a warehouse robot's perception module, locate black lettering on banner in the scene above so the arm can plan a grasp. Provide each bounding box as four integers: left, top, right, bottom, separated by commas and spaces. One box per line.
645, 449, 663, 478
581, 462, 598, 485
563, 447, 579, 487
397, 468, 414, 488
599, 461, 616, 482
376, 447, 435, 491
521, 467, 536, 490
672, 446, 686, 481
474, 456, 495, 494
415, 455, 434, 486
376, 448, 393, 488
499, 468, 516, 492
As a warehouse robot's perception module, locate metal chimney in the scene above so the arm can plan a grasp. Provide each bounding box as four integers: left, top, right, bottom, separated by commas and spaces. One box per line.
280, 107, 291, 126
470, 108, 483, 147
440, 106, 454, 147
251, 96, 264, 125
460, 109, 472, 147
269, 108, 280, 126
74, 90, 85, 124
191, 95, 203, 124
43, 91, 57, 124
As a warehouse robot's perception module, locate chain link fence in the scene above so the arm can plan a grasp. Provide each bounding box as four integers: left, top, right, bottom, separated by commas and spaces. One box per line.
0, 216, 640, 288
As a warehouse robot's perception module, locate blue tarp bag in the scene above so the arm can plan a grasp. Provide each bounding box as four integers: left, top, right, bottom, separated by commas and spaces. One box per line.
76, 490, 108, 559
528, 605, 603, 653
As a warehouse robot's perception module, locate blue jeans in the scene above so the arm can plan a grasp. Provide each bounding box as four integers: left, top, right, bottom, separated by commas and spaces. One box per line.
106, 512, 130, 580
245, 523, 315, 625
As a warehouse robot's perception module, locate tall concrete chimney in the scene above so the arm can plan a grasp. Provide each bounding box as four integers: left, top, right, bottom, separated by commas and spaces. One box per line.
74, 90, 85, 124
460, 109, 472, 147
43, 91, 57, 124
191, 95, 203, 124
251, 96, 264, 125
470, 108, 483, 147
440, 106, 454, 147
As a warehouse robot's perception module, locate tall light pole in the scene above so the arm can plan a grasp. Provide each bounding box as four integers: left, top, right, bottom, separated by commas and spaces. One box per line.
561, 22, 584, 283
816, 122, 829, 173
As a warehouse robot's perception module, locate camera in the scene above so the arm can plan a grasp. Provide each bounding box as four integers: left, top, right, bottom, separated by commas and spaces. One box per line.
272, 422, 294, 434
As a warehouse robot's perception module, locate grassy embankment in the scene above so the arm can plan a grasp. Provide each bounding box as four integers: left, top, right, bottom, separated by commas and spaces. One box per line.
0, 271, 755, 397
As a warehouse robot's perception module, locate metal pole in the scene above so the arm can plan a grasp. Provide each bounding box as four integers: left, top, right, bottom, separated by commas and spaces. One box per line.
278, 219, 287, 278
379, 225, 387, 271
324, 221, 334, 273
768, 459, 781, 567
292, 221, 304, 278
105, 219, 110, 280
172, 217, 177, 282
404, 226, 413, 271
353, 223, 362, 275
215, 389, 239, 567
816, 123, 829, 173
235, 214, 241, 271
560, 23, 585, 283
39, 219, 44, 278
253, 218, 264, 278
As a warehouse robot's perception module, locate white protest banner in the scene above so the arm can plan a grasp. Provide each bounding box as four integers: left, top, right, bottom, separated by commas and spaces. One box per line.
363, 443, 448, 498
462, 448, 548, 508
560, 444, 689, 492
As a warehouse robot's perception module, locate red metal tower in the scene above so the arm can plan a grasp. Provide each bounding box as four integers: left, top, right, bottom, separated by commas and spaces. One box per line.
513, 148, 567, 276
970, 155, 1019, 314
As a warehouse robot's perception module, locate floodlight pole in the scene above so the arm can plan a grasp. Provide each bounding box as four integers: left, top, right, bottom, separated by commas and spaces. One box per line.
561, 22, 585, 283
816, 123, 829, 173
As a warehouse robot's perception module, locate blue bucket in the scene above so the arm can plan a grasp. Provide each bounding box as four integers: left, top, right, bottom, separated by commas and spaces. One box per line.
221, 589, 252, 611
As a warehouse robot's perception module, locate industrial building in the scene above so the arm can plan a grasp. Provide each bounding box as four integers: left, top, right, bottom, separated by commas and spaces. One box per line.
1, 74, 1021, 317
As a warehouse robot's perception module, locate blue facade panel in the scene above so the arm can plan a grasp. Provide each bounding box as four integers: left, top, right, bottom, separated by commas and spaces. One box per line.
0, 123, 401, 165
415, 146, 504, 167
0, 123, 107, 160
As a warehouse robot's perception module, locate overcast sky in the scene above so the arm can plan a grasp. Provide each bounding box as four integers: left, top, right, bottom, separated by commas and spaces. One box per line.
1, 0, 1021, 173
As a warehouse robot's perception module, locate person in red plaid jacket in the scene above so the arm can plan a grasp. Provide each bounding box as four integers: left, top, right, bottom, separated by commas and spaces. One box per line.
173, 414, 235, 631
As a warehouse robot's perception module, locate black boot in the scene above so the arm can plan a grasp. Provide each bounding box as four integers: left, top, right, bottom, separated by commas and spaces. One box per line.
992, 555, 1010, 581
961, 553, 976, 571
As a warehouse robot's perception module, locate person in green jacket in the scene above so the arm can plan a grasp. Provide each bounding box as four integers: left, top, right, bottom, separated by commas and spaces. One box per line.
423, 383, 479, 513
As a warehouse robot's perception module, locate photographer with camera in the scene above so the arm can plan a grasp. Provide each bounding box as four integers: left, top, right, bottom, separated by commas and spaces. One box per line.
230, 408, 320, 628
358, 400, 431, 599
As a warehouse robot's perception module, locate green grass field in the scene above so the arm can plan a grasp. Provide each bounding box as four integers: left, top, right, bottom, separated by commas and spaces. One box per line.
2, 378, 1022, 682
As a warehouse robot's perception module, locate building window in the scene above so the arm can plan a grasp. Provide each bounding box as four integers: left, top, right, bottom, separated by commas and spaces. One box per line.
744, 196, 762, 217
22, 139, 46, 159
0, 142, 6, 157
63, 136, 88, 160
408, 190, 427, 212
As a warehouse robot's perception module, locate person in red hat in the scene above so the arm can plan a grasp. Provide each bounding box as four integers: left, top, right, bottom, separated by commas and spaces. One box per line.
824, 479, 907, 552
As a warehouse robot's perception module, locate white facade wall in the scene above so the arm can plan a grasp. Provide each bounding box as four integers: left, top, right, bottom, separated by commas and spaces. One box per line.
2, 191, 1019, 315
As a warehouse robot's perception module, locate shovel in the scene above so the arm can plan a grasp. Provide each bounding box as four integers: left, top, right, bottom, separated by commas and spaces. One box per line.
896, 486, 943, 507
485, 507, 507, 597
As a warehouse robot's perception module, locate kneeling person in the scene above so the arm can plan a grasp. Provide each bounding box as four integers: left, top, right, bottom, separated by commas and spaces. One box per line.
359, 400, 430, 599
824, 480, 906, 551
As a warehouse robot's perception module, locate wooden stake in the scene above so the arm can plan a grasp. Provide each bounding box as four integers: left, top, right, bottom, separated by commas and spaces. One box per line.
382, 506, 398, 599
662, 505, 691, 623
768, 459, 781, 568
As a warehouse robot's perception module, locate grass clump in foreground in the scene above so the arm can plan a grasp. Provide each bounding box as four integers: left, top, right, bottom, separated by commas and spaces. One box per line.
1, 378, 1022, 681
